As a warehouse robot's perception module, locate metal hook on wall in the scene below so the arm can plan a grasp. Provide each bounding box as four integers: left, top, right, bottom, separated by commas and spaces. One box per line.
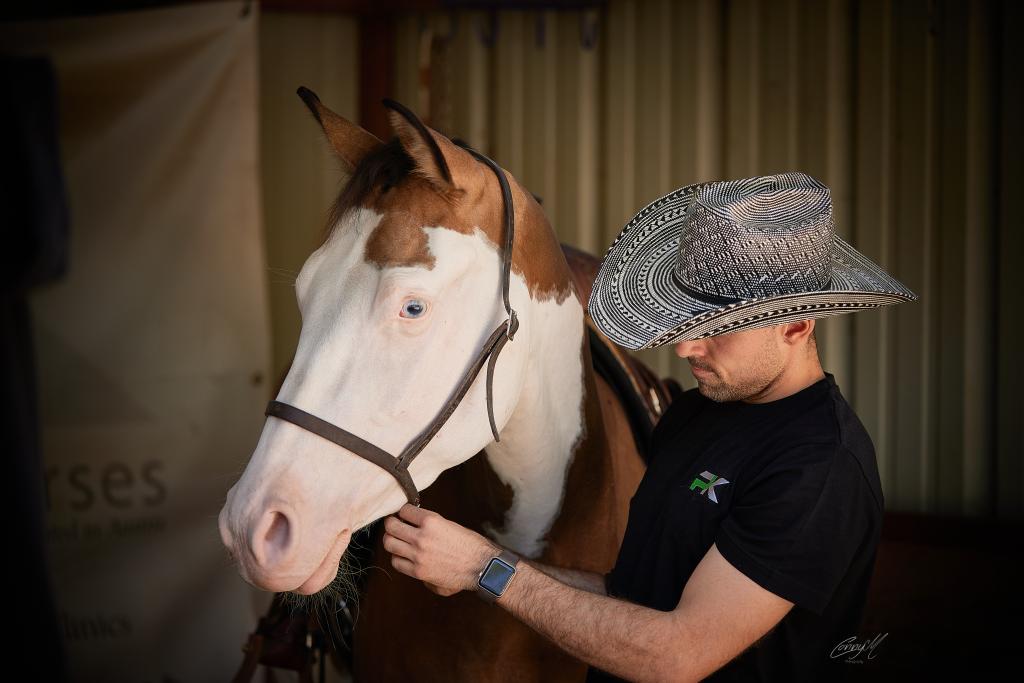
580, 11, 599, 50
475, 10, 499, 48
434, 11, 460, 45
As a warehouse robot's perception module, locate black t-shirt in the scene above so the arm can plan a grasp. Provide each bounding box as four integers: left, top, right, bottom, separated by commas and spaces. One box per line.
587, 373, 883, 682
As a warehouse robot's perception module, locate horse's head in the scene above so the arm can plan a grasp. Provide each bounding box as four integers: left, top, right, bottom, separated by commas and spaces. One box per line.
219, 89, 570, 594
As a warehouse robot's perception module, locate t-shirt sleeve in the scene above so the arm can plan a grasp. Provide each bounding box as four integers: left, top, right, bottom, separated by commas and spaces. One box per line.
715, 443, 881, 615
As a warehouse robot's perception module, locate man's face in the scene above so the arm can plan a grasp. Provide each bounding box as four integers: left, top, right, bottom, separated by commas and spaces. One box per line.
673, 326, 787, 402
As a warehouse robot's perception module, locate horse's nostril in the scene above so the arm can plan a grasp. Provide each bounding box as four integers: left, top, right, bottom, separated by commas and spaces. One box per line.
266, 511, 290, 548
252, 509, 294, 569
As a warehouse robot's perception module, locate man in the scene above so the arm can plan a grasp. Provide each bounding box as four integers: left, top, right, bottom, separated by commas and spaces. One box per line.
383, 173, 917, 681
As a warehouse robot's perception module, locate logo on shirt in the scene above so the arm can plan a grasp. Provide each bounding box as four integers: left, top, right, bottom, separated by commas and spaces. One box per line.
689, 471, 730, 503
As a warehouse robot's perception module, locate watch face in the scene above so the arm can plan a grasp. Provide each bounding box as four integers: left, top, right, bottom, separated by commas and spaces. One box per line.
479, 558, 515, 596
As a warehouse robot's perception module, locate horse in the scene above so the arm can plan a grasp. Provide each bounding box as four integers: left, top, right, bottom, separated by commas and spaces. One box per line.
219, 88, 673, 681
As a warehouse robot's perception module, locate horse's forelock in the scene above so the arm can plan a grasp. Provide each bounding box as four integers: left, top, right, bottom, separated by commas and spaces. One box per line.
322, 138, 416, 243
324, 137, 492, 243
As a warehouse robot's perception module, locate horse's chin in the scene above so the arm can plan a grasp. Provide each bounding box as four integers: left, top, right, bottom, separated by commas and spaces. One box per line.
291, 529, 352, 595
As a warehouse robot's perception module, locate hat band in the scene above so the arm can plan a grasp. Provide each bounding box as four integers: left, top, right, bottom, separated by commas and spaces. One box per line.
672, 268, 838, 308
672, 270, 745, 306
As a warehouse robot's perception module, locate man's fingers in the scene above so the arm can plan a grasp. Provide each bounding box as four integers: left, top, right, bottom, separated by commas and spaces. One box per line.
390, 554, 416, 578
384, 514, 419, 543
397, 503, 430, 525
382, 531, 416, 560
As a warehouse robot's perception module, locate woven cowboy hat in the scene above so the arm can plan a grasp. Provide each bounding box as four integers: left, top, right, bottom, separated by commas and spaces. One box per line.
588, 172, 917, 350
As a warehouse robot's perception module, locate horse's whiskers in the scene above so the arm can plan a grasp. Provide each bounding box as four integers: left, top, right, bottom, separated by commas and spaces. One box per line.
275, 543, 370, 653
266, 267, 299, 286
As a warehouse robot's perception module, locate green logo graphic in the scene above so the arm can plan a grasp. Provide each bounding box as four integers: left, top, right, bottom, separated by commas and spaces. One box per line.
689, 470, 730, 503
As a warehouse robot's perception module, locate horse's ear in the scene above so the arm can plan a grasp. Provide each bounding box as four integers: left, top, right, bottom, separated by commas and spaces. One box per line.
382, 98, 481, 193
297, 87, 381, 171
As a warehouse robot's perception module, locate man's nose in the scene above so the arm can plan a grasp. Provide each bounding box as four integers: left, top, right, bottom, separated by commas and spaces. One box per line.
674, 339, 704, 358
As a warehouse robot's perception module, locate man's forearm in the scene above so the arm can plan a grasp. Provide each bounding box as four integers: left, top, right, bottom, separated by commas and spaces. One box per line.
383, 506, 695, 680
497, 562, 686, 682
528, 562, 607, 594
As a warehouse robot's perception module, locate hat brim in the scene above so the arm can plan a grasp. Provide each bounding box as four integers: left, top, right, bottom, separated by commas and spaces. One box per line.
588, 186, 918, 350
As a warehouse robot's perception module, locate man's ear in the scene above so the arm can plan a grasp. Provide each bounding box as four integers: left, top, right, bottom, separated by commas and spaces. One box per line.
782, 319, 816, 347
382, 98, 484, 194
296, 86, 382, 171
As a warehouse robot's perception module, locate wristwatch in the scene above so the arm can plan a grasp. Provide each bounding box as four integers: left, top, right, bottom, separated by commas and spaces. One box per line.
476, 549, 520, 603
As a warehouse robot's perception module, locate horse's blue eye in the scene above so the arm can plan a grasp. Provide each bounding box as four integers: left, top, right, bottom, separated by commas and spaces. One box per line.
401, 299, 426, 318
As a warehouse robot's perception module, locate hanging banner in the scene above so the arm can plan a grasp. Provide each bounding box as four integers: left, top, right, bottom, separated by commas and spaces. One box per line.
2, 2, 271, 681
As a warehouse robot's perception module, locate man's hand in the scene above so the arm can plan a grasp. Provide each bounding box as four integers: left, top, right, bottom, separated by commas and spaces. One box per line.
383, 503, 499, 596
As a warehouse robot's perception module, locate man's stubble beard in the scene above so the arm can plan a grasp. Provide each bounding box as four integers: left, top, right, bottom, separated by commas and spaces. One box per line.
693, 335, 784, 403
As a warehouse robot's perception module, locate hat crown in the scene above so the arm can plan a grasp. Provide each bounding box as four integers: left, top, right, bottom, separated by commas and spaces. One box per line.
674, 173, 835, 301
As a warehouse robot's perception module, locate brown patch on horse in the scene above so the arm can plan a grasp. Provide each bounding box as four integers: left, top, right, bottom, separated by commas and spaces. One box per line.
419, 448, 514, 547
326, 138, 573, 303
363, 207, 437, 271
538, 329, 644, 569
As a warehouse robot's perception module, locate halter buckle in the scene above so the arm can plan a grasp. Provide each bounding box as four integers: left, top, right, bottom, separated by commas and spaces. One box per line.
505, 309, 519, 341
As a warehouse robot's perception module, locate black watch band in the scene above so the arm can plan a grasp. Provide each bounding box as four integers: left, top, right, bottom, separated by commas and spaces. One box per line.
476, 549, 520, 603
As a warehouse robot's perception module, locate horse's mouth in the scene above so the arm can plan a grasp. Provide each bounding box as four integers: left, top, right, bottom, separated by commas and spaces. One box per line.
292, 529, 352, 595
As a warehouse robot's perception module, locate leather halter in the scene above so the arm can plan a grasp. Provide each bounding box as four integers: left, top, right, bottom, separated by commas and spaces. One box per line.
264, 146, 519, 506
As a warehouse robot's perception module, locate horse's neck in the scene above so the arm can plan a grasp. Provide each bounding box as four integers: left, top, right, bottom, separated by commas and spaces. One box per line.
481, 292, 618, 563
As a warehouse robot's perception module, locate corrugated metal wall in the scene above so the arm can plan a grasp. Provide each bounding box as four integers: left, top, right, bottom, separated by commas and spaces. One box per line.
260, 0, 1021, 517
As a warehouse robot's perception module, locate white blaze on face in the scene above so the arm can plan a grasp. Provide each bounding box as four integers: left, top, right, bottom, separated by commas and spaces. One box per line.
219, 206, 535, 592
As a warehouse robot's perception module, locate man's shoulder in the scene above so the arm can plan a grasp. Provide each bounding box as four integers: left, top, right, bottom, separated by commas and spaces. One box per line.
824, 385, 876, 457
822, 381, 884, 508
748, 383, 884, 510
772, 377, 876, 457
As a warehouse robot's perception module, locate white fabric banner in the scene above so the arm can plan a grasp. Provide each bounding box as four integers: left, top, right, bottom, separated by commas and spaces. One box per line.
3, 3, 271, 681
